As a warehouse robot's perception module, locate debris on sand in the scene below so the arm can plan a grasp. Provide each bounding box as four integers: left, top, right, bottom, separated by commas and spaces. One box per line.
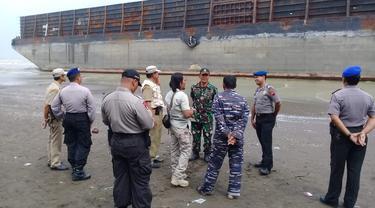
303, 192, 313, 197
192, 198, 206, 204
104, 186, 113, 191
24, 163, 32, 167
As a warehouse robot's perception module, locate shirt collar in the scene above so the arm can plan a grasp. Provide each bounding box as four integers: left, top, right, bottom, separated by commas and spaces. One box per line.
145, 78, 156, 84
344, 85, 358, 89
258, 83, 268, 90
53, 80, 61, 87
198, 82, 210, 88
69, 82, 79, 86
117, 87, 131, 92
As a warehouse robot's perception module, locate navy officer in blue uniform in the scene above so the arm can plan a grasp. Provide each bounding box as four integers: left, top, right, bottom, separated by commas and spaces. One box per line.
320, 66, 375, 208
197, 75, 249, 199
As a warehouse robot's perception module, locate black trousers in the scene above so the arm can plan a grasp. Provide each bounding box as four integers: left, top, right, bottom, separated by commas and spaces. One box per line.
325, 125, 367, 208
63, 113, 92, 168
111, 132, 152, 208
255, 113, 276, 170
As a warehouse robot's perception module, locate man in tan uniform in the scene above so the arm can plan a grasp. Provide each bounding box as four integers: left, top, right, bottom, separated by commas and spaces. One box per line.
42, 68, 69, 170
142, 65, 165, 168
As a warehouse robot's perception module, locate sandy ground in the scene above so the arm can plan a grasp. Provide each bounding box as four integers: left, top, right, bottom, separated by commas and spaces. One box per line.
0, 68, 374, 208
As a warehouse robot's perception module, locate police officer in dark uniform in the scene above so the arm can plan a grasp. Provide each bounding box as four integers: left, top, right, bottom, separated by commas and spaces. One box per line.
101, 69, 154, 208
251, 70, 281, 176
320, 66, 375, 208
51, 68, 96, 181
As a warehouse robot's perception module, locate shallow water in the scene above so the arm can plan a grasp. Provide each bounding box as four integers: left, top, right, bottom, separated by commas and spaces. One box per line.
1, 66, 374, 120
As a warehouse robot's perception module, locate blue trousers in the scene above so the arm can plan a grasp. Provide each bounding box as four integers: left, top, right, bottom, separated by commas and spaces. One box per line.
63, 113, 92, 168
324, 125, 367, 208
200, 133, 244, 196
255, 113, 276, 170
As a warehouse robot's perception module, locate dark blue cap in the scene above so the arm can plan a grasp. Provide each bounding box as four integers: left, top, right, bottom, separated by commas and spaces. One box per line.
122, 69, 142, 86
67, 67, 80, 78
253, 70, 268, 76
342, 66, 361, 78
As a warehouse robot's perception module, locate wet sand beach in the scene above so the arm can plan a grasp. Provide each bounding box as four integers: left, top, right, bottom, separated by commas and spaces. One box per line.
0, 67, 374, 208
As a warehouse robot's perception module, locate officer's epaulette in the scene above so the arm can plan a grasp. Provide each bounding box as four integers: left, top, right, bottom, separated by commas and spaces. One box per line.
331, 89, 342, 94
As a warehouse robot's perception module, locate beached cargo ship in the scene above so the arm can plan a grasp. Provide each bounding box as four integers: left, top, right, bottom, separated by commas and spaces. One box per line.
12, 0, 375, 75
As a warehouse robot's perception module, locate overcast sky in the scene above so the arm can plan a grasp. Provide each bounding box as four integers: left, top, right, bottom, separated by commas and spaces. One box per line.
0, 0, 137, 61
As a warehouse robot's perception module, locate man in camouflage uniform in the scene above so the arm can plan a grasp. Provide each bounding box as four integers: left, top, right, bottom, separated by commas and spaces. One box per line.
190, 68, 217, 162
197, 75, 249, 199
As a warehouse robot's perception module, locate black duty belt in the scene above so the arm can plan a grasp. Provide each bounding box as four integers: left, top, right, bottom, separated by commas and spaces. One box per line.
330, 122, 363, 129
256, 113, 274, 117
66, 112, 87, 116
112, 131, 151, 148
113, 132, 146, 138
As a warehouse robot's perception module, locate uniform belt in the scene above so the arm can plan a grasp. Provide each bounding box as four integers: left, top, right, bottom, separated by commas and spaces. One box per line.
256, 113, 274, 117
330, 122, 363, 129
113, 132, 146, 138
66, 112, 87, 115
112, 131, 151, 147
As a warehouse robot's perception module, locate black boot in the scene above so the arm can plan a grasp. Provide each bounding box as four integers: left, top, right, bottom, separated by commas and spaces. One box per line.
72, 166, 91, 181
319, 196, 338, 207
254, 162, 264, 168
203, 153, 210, 162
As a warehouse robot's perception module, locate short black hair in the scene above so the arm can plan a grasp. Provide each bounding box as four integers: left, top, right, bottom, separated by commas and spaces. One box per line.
344, 76, 360, 86
146, 73, 153, 78
68, 73, 79, 82
53, 77, 60, 81
223, 75, 236, 89
169, 72, 184, 92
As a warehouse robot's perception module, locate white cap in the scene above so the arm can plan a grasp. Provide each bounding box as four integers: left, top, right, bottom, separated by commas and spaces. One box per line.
145, 65, 161, 74
189, 64, 202, 71
52, 68, 67, 78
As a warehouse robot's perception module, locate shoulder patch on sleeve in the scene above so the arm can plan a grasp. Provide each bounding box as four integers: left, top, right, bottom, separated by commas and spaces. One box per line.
267, 86, 276, 96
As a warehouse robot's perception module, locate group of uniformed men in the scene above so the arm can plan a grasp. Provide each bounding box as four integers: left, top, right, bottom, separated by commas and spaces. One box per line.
42, 65, 374, 208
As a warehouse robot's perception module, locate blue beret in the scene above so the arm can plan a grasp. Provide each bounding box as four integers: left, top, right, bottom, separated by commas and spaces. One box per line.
342, 66, 361, 78
67, 68, 80, 77
253, 70, 268, 76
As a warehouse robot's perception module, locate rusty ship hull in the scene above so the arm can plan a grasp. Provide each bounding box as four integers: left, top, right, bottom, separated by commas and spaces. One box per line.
12, 0, 375, 75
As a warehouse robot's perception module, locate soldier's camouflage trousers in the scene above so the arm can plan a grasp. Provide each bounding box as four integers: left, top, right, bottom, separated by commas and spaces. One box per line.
191, 122, 213, 154
200, 133, 244, 196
